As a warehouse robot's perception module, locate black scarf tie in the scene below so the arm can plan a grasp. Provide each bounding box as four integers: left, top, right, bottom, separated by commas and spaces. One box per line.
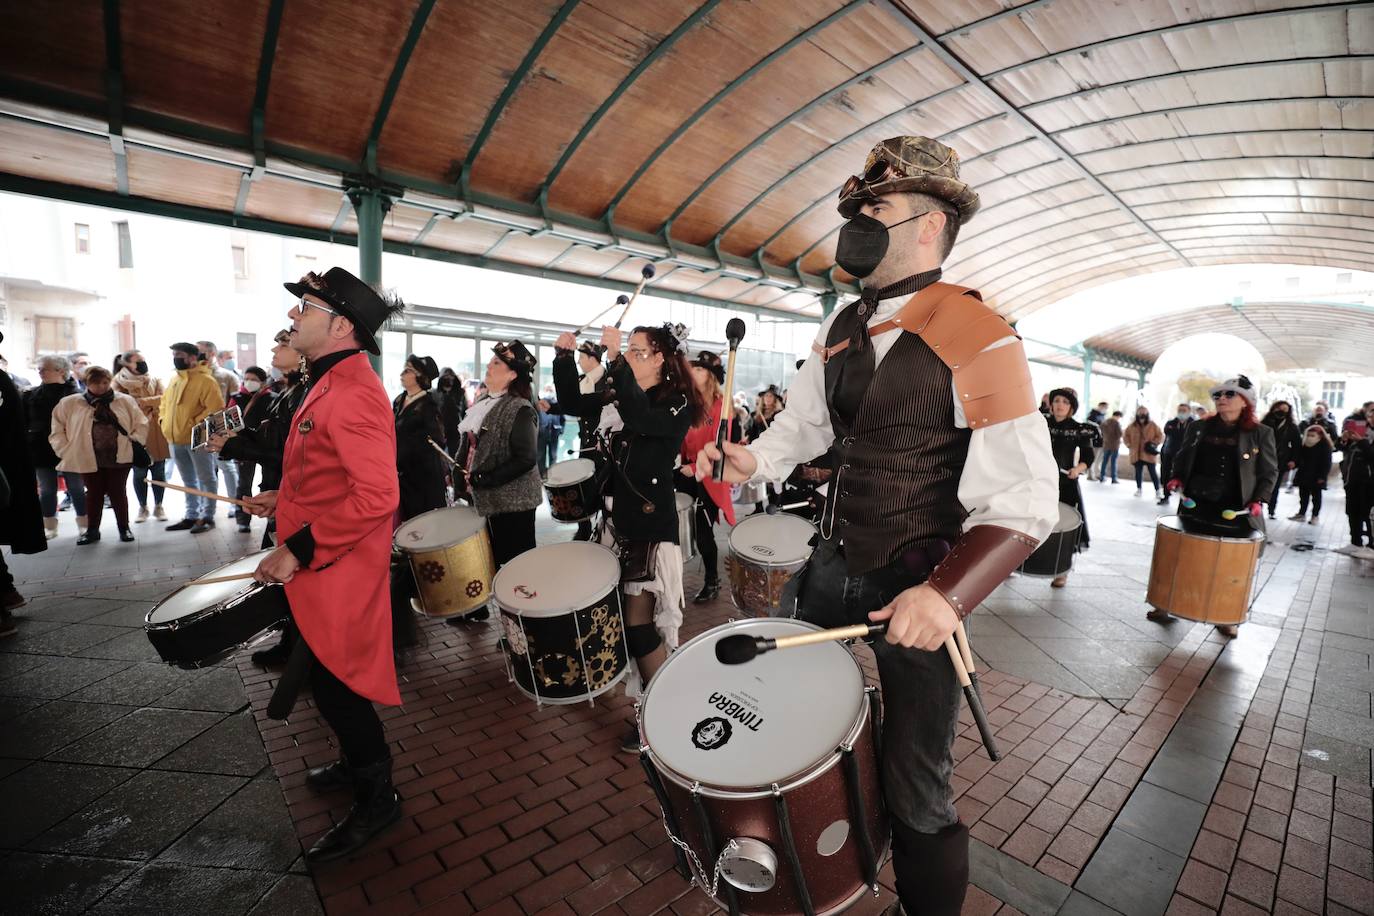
832, 268, 942, 425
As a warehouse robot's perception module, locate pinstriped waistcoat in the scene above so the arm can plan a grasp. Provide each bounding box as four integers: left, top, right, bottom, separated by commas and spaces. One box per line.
822, 305, 971, 576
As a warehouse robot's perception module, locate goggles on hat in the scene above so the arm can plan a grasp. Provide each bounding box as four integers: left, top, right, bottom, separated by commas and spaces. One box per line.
838, 158, 897, 203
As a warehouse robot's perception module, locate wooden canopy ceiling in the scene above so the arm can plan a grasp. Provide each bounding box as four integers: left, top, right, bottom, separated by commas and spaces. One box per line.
0, 0, 1369, 321
1084, 300, 1374, 375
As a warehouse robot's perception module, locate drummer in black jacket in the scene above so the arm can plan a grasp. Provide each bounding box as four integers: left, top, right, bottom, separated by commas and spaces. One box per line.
547, 340, 610, 540
393, 354, 449, 521
209, 330, 307, 665
1043, 388, 1095, 588
554, 322, 704, 753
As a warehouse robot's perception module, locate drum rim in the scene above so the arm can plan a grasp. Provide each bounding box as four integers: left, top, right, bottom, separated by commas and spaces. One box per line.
1156, 513, 1266, 543
145, 579, 280, 629
637, 618, 870, 799
393, 505, 487, 551
727, 513, 818, 567
492, 542, 621, 617
544, 457, 596, 487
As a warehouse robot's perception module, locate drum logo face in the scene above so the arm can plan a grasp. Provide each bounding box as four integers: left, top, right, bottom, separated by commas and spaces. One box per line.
514, 584, 537, 599
692, 716, 733, 750
749, 545, 776, 557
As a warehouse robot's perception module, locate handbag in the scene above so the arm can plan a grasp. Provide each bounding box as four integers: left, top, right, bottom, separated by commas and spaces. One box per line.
111, 416, 152, 468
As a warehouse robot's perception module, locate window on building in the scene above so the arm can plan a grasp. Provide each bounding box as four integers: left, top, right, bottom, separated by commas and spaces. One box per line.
232, 245, 248, 278
115, 221, 133, 268
34, 316, 76, 356
74, 223, 90, 254
1321, 381, 1346, 410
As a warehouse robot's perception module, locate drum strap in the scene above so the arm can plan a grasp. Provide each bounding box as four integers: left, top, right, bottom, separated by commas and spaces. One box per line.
266, 630, 313, 720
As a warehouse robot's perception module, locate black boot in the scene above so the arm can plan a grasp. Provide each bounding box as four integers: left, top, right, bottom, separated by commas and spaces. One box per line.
306, 756, 352, 792
76, 529, 100, 545
305, 756, 402, 863
891, 820, 968, 916
251, 633, 292, 667
692, 579, 720, 604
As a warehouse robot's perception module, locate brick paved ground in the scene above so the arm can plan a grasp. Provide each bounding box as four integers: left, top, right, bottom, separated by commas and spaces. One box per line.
3, 483, 1370, 914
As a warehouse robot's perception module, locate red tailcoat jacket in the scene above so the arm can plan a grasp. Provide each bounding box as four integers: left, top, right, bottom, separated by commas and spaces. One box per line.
278, 352, 402, 706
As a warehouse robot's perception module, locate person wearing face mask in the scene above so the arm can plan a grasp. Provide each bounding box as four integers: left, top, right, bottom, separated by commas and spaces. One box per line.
1260, 400, 1301, 518
1160, 376, 1277, 636
113, 350, 171, 523
1123, 407, 1165, 499
1096, 410, 1123, 484
24, 355, 89, 538
1303, 402, 1338, 442
1340, 402, 1374, 551
48, 366, 148, 544
393, 354, 448, 521
546, 339, 610, 540
223, 367, 276, 533
677, 350, 740, 603
434, 367, 466, 458
1289, 425, 1333, 524
695, 136, 1058, 916
555, 322, 706, 751
1157, 403, 1193, 506
160, 343, 226, 533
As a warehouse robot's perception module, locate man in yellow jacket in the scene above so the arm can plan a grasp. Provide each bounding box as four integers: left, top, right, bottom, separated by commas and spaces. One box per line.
161, 341, 225, 532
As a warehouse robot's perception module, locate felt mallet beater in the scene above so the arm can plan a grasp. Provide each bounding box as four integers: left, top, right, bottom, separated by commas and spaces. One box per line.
612, 263, 658, 329
714, 621, 1001, 761
712, 317, 747, 482
573, 294, 631, 337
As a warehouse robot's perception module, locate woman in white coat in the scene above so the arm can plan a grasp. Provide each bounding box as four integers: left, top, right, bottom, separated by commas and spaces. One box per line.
49, 365, 148, 544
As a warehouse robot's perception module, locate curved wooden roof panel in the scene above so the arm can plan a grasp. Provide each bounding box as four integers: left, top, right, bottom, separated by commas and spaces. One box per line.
0, 0, 1368, 324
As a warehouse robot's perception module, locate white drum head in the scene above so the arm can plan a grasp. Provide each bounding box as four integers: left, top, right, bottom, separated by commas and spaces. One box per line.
148, 551, 273, 624
494, 542, 620, 618
1054, 503, 1083, 532
395, 506, 486, 550
675, 492, 693, 512
728, 513, 815, 567
546, 458, 595, 487
643, 619, 865, 789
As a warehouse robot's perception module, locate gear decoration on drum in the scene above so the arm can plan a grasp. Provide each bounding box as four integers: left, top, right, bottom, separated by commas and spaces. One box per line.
465, 579, 484, 599
548, 492, 583, 520
501, 616, 529, 656
534, 652, 583, 689
417, 560, 446, 584
585, 648, 620, 690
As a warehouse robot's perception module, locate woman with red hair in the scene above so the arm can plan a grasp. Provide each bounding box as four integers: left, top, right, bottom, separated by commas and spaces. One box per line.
1159, 375, 1276, 635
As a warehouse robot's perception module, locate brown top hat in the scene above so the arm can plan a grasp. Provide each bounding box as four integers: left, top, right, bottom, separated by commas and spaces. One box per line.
837, 136, 980, 224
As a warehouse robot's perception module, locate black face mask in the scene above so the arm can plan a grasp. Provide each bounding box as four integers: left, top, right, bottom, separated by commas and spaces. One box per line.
833, 211, 926, 279
172, 356, 191, 371
134, 360, 148, 374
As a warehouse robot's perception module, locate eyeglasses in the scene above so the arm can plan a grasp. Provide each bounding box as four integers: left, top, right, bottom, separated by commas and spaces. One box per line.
1213, 390, 1239, 400
627, 346, 656, 362
297, 297, 337, 317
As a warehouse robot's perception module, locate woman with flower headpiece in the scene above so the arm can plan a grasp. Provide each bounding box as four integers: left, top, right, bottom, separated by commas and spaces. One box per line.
678, 350, 740, 603
448, 340, 543, 624
555, 321, 706, 752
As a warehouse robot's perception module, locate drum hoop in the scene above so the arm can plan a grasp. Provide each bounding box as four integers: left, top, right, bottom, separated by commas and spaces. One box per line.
638, 619, 870, 799
144, 580, 273, 630
545, 460, 595, 487
1157, 515, 1266, 545
728, 515, 817, 568
393, 507, 486, 552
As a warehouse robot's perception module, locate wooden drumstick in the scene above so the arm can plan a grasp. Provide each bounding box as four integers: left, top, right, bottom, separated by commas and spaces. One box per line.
188, 571, 259, 586
613, 264, 657, 329
427, 437, 458, 468
712, 318, 747, 482
573, 294, 630, 337
947, 632, 1000, 760
151, 480, 248, 508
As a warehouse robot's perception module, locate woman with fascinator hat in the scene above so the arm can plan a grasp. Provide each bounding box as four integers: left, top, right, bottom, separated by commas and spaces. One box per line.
1041, 388, 1095, 587
554, 322, 706, 752
677, 350, 741, 602
448, 340, 543, 626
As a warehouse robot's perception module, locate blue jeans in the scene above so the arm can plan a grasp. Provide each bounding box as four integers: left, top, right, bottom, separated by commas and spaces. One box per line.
170, 444, 217, 519
1135, 460, 1160, 490
208, 456, 238, 517
36, 467, 87, 516
1097, 450, 1118, 481
798, 540, 961, 835
132, 459, 168, 508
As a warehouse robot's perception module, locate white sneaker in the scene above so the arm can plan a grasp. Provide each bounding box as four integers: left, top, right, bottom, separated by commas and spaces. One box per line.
1134, 489, 1142, 498
136, 507, 149, 523
1308, 515, 1318, 525
1288, 512, 1304, 521
154, 505, 167, 521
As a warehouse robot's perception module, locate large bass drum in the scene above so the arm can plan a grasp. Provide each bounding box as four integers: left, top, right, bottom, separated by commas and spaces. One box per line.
1147, 516, 1263, 625
145, 550, 289, 669
638, 618, 887, 915
494, 541, 629, 706
1018, 503, 1082, 577
393, 506, 495, 617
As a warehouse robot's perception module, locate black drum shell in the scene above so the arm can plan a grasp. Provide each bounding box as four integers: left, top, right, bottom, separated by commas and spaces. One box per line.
499, 590, 628, 703
145, 584, 290, 669
1019, 526, 1081, 577
545, 470, 604, 522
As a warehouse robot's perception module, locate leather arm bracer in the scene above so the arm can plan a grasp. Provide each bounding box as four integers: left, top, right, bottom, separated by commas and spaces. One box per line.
926, 524, 1039, 619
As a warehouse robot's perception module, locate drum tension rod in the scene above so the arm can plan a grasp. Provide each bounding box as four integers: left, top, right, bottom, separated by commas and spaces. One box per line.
840, 747, 880, 893
772, 784, 816, 916
639, 751, 691, 881
691, 787, 741, 916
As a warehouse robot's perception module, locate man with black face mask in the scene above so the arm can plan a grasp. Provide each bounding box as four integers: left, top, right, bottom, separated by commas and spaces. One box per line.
160, 342, 224, 531
698, 136, 1058, 916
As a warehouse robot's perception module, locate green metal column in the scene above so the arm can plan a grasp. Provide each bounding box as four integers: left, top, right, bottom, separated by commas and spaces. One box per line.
346, 184, 393, 373
821, 291, 838, 318
1137, 367, 1148, 390
1081, 354, 1094, 418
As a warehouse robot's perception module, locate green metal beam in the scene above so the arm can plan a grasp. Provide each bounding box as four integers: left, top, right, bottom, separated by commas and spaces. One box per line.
365, 0, 438, 175
1051, 96, 1374, 142
540, 0, 722, 196
603, 0, 865, 223
661, 48, 918, 234
0, 172, 820, 321
240, 0, 286, 214
461, 0, 580, 197
102, 0, 127, 196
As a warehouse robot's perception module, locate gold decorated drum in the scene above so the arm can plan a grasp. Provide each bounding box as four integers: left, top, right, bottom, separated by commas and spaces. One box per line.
393, 506, 495, 617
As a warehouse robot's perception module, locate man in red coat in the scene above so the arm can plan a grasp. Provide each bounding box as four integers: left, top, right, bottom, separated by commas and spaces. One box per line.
244, 266, 404, 863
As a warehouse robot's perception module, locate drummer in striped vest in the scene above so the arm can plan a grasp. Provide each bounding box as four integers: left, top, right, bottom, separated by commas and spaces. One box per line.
698, 136, 1059, 916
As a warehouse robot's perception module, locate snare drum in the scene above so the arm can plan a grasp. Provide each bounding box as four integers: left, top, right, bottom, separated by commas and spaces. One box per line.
545, 458, 602, 522
494, 541, 629, 706
393, 506, 495, 617
1018, 503, 1082, 577
676, 491, 696, 562
145, 551, 289, 669
727, 513, 815, 616
1147, 515, 1263, 625
639, 618, 887, 915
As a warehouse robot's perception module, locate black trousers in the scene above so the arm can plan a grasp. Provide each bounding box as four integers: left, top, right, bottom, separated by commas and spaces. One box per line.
1297, 484, 1323, 516
310, 656, 388, 768
487, 508, 536, 567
